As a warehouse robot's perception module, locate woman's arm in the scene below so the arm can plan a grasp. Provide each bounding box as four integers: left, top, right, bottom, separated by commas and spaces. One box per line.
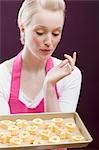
43, 66, 82, 112
43, 81, 60, 112
43, 52, 79, 112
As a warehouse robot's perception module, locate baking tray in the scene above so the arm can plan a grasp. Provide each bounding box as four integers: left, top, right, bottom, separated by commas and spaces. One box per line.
0, 112, 93, 149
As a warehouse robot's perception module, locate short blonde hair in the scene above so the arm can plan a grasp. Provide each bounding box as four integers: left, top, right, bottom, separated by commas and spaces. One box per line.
18, 0, 66, 44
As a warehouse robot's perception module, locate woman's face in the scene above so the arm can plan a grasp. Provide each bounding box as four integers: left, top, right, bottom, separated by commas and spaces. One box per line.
23, 10, 64, 60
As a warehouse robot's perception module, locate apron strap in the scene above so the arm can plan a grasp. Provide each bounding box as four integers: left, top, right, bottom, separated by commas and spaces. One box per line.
9, 51, 22, 99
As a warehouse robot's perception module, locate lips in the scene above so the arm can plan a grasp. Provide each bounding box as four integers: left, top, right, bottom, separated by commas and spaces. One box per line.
40, 49, 52, 51
39, 49, 53, 55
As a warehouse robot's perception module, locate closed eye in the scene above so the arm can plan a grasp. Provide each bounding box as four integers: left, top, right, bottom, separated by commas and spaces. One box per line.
52, 33, 60, 36
36, 31, 44, 35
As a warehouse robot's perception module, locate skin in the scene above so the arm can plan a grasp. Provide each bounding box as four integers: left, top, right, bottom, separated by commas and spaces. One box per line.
6, 9, 76, 112
21, 10, 64, 62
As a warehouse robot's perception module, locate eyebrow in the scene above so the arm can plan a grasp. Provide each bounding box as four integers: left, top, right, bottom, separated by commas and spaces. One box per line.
33, 25, 62, 31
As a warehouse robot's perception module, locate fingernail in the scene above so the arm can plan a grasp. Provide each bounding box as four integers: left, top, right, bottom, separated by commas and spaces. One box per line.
64, 54, 68, 56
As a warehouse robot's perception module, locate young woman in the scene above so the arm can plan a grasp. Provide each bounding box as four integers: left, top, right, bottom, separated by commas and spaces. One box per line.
0, 0, 81, 117
0, 0, 82, 149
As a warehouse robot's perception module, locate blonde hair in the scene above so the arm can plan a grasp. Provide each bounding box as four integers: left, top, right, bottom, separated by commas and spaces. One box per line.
18, 0, 66, 44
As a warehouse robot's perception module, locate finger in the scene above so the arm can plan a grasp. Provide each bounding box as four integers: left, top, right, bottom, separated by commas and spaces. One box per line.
64, 53, 74, 67
58, 59, 69, 68
73, 51, 76, 64
63, 63, 72, 74
64, 54, 73, 63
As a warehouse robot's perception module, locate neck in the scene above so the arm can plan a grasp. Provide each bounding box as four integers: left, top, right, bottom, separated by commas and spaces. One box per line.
21, 48, 47, 72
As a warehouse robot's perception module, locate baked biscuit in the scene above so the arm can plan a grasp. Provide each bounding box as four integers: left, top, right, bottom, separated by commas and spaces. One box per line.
32, 118, 43, 126
0, 132, 11, 144
52, 118, 64, 126
26, 125, 38, 134
9, 137, 23, 145
49, 135, 61, 143
72, 135, 85, 141
65, 122, 76, 132
39, 129, 51, 140
19, 130, 30, 142
15, 119, 28, 128
0, 120, 13, 129
8, 125, 19, 136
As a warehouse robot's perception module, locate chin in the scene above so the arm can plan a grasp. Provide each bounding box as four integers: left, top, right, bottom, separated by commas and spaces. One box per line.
39, 54, 51, 61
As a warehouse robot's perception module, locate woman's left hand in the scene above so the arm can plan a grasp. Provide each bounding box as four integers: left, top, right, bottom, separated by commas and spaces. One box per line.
44, 52, 76, 86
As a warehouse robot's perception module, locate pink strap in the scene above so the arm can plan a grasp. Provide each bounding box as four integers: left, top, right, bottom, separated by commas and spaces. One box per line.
9, 51, 22, 100
45, 57, 54, 73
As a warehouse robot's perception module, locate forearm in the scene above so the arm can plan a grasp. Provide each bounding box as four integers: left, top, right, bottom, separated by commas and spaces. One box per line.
43, 82, 60, 112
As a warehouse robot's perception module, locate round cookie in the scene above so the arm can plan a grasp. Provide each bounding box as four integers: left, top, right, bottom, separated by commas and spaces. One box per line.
32, 118, 43, 126
49, 135, 61, 143
8, 125, 19, 136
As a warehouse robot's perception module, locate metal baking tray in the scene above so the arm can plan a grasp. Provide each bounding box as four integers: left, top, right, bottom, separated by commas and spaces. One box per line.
0, 112, 93, 149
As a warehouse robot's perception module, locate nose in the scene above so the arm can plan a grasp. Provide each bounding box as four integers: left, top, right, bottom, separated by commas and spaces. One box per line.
44, 33, 53, 48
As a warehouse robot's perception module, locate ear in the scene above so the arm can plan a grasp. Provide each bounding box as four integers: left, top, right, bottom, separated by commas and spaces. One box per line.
19, 24, 25, 45
19, 24, 25, 33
